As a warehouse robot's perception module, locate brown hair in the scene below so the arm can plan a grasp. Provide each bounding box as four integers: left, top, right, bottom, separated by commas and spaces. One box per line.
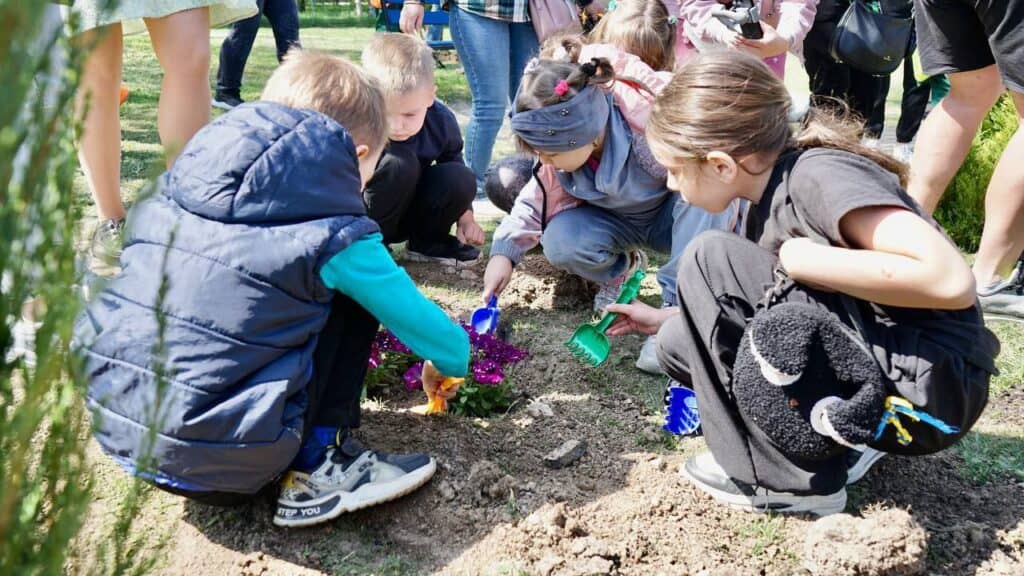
261, 49, 389, 154
513, 58, 615, 153
589, 0, 676, 72
360, 32, 435, 96
647, 52, 908, 185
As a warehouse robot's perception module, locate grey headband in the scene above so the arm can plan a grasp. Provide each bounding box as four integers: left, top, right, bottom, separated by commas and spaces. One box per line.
510, 85, 610, 152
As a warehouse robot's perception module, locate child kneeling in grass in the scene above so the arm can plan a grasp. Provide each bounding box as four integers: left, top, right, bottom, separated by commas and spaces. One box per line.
608, 52, 999, 515
75, 51, 469, 528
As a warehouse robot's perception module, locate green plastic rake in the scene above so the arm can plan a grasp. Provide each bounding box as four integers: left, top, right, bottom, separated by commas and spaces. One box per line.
565, 269, 646, 367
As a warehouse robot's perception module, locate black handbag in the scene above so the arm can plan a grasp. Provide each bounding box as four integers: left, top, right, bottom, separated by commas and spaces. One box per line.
829, 0, 913, 76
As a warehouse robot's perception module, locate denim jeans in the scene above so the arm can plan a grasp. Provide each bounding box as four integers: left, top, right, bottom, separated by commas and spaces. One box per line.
216, 0, 301, 98
449, 7, 538, 191
540, 196, 738, 305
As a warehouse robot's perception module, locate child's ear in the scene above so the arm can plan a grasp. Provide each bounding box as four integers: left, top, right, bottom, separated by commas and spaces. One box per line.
355, 144, 370, 159
704, 151, 738, 183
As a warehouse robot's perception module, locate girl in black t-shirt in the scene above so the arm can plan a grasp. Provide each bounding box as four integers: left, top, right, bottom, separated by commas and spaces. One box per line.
605, 52, 998, 515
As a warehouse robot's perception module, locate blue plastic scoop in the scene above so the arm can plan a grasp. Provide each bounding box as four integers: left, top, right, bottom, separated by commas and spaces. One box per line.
663, 386, 701, 436
471, 296, 500, 335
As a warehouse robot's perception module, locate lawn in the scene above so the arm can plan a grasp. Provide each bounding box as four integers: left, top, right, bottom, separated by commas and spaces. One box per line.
78, 12, 1024, 576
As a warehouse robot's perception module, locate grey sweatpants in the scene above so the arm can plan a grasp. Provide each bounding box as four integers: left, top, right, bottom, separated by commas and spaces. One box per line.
656, 230, 992, 495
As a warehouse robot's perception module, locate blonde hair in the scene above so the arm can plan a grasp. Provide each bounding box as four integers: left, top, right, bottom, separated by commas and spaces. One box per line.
647, 52, 908, 185
262, 49, 389, 154
360, 32, 435, 95
589, 0, 676, 71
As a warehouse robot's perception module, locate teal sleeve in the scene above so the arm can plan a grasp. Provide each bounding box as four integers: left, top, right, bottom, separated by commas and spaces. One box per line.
320, 233, 470, 377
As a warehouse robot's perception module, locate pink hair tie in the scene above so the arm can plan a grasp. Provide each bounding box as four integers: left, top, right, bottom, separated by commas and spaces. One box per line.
553, 79, 570, 96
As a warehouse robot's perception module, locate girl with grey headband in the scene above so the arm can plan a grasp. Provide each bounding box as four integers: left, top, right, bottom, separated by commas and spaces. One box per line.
483, 57, 739, 373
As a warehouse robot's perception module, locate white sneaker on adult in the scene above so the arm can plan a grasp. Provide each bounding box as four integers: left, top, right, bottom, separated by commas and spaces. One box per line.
892, 142, 913, 164
845, 447, 885, 485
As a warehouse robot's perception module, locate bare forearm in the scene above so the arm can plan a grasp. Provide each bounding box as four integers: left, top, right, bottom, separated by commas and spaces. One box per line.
780, 241, 976, 310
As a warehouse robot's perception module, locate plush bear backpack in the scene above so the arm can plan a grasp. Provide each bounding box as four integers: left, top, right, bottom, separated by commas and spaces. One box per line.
732, 300, 961, 461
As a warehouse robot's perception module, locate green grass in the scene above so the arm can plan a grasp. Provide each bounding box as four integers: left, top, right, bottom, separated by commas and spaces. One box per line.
954, 428, 1024, 485
736, 514, 787, 558
989, 322, 1024, 397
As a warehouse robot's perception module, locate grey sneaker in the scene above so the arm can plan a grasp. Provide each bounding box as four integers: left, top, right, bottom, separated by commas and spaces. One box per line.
273, 434, 436, 528
636, 334, 664, 375
979, 260, 1024, 323
845, 447, 885, 485
593, 249, 647, 312
680, 452, 847, 516
89, 218, 125, 272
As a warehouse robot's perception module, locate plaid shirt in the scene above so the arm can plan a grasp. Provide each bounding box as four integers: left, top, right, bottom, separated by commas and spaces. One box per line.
453, 0, 531, 23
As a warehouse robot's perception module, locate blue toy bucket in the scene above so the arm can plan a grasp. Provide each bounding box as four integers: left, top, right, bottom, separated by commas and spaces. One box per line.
663, 386, 701, 436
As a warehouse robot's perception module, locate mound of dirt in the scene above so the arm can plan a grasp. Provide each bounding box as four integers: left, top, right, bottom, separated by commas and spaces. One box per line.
466, 460, 520, 505
502, 257, 598, 311
802, 508, 928, 576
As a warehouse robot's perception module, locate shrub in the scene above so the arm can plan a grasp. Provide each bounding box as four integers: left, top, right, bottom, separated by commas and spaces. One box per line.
935, 95, 1019, 252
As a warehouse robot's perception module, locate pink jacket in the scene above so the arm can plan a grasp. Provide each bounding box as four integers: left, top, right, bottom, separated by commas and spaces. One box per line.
680, 0, 818, 62
490, 45, 672, 263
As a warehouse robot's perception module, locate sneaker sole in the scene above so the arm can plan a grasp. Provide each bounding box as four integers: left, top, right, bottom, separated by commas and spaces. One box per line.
846, 449, 885, 485
211, 100, 236, 111
404, 250, 480, 268
272, 458, 437, 528
679, 464, 847, 516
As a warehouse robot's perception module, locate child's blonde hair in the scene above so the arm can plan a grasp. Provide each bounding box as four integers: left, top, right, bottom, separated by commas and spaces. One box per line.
589, 0, 676, 71
360, 32, 435, 95
647, 52, 908, 185
262, 49, 389, 154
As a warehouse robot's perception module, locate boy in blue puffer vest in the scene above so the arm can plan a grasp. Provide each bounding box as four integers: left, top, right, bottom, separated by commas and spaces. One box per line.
74, 50, 470, 528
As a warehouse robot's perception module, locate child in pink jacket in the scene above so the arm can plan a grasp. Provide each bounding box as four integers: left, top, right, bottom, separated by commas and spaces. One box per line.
680, 0, 817, 77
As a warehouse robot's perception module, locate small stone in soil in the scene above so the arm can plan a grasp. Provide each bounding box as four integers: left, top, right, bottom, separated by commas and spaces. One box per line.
437, 480, 457, 501
651, 457, 666, 471
544, 439, 587, 469
459, 269, 478, 280
576, 479, 596, 492
527, 399, 555, 418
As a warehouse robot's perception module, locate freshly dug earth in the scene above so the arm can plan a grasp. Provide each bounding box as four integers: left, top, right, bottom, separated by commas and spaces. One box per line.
75, 253, 1024, 576
802, 509, 927, 576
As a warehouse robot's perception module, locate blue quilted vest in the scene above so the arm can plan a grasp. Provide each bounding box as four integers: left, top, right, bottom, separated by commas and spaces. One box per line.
76, 102, 379, 494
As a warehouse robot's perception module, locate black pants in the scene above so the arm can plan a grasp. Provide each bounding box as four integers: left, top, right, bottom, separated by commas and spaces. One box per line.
656, 231, 992, 495
158, 294, 378, 506
363, 145, 476, 248
216, 0, 301, 98
804, 18, 888, 138
656, 231, 852, 495
893, 43, 932, 144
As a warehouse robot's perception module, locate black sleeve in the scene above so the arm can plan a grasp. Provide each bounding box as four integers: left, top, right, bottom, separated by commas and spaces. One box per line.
434, 103, 466, 166
787, 149, 915, 248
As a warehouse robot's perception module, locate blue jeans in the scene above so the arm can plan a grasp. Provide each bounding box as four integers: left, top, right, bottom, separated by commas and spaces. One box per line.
541, 197, 738, 305
216, 0, 301, 97
449, 7, 538, 191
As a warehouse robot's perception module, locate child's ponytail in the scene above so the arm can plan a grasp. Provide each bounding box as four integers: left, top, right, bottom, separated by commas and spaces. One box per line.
514, 57, 615, 114
794, 107, 909, 187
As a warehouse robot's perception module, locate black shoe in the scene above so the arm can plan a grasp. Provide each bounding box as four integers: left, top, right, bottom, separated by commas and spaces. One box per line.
213, 93, 244, 110
680, 452, 846, 515
406, 237, 481, 266
274, 431, 436, 528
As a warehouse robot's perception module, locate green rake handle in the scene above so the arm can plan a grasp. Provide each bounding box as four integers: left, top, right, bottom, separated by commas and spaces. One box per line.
593, 268, 646, 334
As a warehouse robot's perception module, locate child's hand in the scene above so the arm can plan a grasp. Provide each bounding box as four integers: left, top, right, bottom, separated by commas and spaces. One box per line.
605, 302, 678, 336
456, 211, 485, 246
482, 256, 513, 304
422, 361, 463, 415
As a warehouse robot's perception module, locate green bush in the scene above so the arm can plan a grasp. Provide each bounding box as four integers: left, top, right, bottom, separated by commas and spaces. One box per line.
1, 3, 160, 574
935, 95, 1020, 252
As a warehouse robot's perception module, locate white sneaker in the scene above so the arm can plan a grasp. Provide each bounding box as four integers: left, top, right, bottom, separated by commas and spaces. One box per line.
593, 249, 647, 312
861, 137, 881, 150
845, 447, 885, 485
892, 142, 913, 164
680, 452, 847, 516
274, 432, 436, 528
635, 335, 664, 375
